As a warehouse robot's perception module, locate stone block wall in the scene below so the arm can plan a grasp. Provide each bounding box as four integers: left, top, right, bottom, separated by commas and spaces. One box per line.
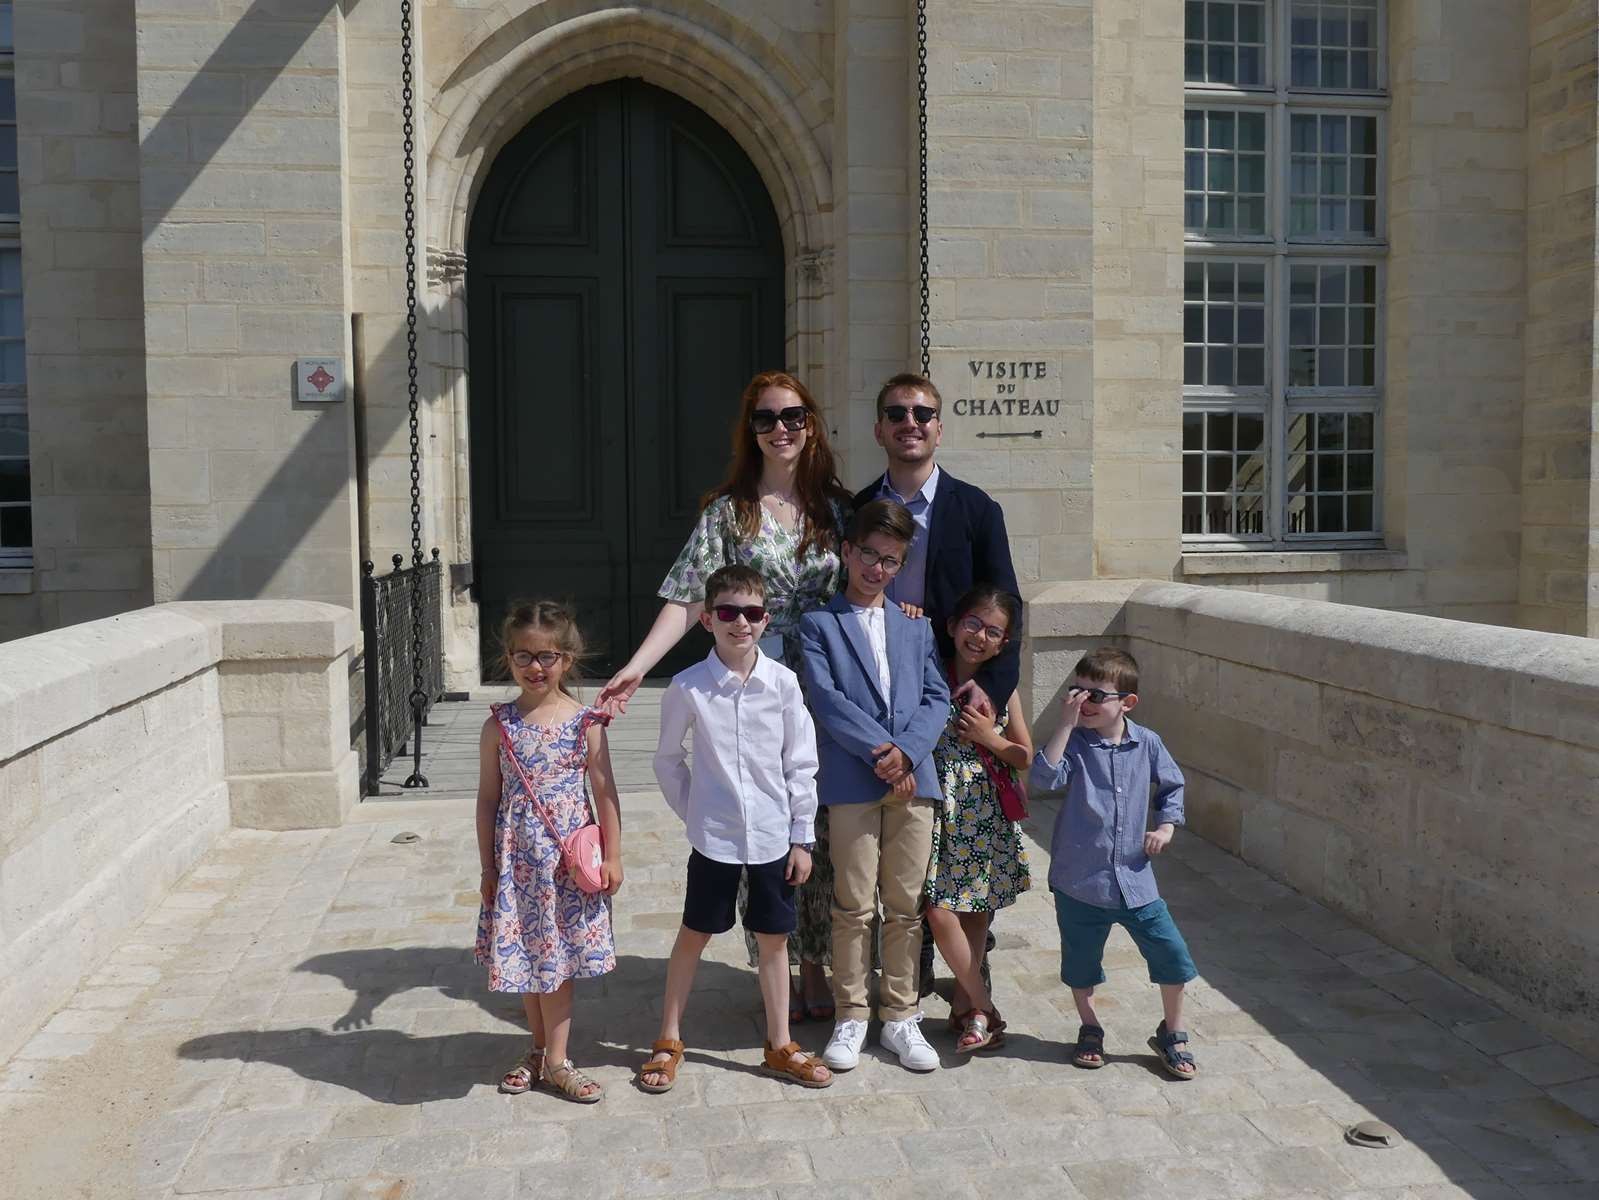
133, 0, 360, 613
0, 599, 357, 1061
1028, 579, 1599, 1048
923, 0, 1098, 587
1521, 1, 1599, 636
0, 0, 154, 640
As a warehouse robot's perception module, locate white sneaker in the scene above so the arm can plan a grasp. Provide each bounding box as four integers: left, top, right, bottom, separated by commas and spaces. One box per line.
823, 1018, 869, 1071
880, 1013, 940, 1072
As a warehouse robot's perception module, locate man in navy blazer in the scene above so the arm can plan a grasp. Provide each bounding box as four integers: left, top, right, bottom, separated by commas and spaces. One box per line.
854, 373, 1023, 996
852, 373, 1021, 717
800, 499, 950, 1073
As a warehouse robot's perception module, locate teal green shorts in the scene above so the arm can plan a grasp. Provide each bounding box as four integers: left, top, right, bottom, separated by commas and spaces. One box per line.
1052, 890, 1197, 988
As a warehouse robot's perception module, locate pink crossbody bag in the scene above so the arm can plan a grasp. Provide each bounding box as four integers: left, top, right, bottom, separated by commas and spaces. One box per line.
495, 708, 607, 894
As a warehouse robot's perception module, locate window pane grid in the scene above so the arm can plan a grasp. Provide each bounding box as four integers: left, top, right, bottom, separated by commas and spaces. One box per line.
1290, 112, 1378, 238
1185, 108, 1269, 237
1290, 1, 1379, 90
0, 241, 25, 560
1285, 411, 1375, 534
1287, 262, 1377, 389
1184, 259, 1269, 390
1183, 2, 1385, 549
0, 79, 14, 220
1186, 1, 1269, 87
1183, 410, 1269, 537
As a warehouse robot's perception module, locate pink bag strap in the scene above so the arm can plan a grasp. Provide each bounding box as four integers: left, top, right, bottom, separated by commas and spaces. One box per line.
494, 706, 574, 850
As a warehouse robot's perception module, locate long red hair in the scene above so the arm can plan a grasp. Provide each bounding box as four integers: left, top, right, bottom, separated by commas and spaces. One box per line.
703, 370, 851, 562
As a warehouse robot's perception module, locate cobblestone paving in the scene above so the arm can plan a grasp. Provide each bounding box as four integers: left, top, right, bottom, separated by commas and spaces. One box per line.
4, 693, 1597, 1199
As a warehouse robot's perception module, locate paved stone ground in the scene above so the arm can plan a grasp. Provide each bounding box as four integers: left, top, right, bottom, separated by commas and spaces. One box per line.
4, 692, 1598, 1200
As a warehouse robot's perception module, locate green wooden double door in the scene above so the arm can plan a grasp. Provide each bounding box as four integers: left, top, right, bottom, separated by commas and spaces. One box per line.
468, 81, 785, 678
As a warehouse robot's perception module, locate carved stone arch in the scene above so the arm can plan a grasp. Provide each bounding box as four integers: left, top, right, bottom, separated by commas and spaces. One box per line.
426, 6, 832, 293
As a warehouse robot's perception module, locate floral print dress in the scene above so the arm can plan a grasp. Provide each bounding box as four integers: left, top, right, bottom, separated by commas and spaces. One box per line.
659, 493, 848, 965
926, 701, 1031, 913
474, 702, 616, 993
658, 495, 848, 671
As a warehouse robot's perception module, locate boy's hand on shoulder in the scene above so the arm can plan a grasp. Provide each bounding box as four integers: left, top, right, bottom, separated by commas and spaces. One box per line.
786, 845, 813, 885
1143, 824, 1174, 857
871, 743, 910, 783
602, 857, 625, 895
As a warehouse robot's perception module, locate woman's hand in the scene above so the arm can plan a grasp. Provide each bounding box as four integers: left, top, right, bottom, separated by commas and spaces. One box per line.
597, 668, 643, 718
479, 868, 497, 910
602, 857, 625, 895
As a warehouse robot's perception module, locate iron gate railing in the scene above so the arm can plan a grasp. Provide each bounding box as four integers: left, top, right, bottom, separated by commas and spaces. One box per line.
360, 551, 444, 795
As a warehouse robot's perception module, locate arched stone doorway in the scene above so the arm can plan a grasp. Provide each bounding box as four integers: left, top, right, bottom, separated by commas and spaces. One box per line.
466, 79, 785, 677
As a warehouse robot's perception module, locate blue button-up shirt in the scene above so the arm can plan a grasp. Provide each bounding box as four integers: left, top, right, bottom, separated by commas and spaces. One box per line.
1028, 719, 1185, 910
878, 465, 940, 610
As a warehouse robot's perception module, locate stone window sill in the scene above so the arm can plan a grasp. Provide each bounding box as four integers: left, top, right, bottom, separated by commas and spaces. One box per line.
0, 567, 34, 594
1180, 549, 1408, 577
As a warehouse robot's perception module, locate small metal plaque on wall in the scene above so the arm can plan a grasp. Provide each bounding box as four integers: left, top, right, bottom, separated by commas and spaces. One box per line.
295, 358, 345, 403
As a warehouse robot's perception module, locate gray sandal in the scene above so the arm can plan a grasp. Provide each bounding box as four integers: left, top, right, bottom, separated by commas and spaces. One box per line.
543, 1057, 604, 1103
1149, 1020, 1196, 1079
498, 1046, 544, 1094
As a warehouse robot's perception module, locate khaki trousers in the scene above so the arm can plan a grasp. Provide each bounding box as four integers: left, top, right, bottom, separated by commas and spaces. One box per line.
828, 793, 935, 1022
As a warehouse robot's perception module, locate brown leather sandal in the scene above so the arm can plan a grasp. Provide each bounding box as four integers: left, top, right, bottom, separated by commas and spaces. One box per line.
762, 1040, 833, 1088
637, 1038, 684, 1094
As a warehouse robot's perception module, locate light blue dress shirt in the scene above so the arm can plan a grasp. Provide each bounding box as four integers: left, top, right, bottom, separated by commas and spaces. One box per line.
1027, 719, 1186, 909
878, 465, 940, 610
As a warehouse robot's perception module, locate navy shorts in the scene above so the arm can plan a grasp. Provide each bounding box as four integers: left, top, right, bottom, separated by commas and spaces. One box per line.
1052, 890, 1198, 988
683, 849, 796, 936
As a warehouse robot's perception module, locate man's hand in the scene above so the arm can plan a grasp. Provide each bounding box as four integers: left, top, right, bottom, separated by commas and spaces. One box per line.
872, 743, 910, 782
601, 857, 625, 895
786, 845, 813, 885
1143, 824, 1174, 857
896, 601, 924, 620
952, 679, 995, 717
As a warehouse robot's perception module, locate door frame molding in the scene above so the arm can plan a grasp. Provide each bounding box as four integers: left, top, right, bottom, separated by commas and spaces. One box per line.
422, 8, 836, 687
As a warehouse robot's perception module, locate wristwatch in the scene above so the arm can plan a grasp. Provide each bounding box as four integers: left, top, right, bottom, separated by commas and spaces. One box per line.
793, 841, 816, 852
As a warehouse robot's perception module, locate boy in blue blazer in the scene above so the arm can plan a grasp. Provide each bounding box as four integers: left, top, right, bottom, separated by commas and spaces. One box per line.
799, 499, 950, 1073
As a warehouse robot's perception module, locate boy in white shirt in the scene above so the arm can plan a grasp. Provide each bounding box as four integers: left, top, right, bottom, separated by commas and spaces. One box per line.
640, 564, 833, 1092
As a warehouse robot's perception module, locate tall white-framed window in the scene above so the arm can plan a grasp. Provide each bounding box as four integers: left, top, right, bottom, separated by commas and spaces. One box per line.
0, 5, 27, 568
1183, 0, 1386, 547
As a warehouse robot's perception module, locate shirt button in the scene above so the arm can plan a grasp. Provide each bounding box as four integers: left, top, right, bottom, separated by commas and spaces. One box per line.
1115, 787, 1122, 793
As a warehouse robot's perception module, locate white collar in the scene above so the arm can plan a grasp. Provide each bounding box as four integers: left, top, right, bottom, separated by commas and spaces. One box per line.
706, 645, 773, 691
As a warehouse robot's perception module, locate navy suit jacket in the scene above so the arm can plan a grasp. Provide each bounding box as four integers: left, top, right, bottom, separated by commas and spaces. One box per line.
798, 594, 950, 804
854, 470, 1021, 705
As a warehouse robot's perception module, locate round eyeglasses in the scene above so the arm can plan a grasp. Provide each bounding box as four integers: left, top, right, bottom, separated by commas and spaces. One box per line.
957, 614, 1008, 643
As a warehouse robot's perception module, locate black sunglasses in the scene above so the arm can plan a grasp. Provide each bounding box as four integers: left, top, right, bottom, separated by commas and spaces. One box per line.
880, 403, 939, 425
750, 406, 808, 435
1069, 686, 1130, 704
712, 604, 769, 624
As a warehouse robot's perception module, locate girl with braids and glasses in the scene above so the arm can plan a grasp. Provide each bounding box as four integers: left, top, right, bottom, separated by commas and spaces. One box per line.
599, 369, 853, 1023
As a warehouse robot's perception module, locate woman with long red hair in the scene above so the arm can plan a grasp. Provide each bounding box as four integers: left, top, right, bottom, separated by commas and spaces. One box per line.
600, 369, 851, 1025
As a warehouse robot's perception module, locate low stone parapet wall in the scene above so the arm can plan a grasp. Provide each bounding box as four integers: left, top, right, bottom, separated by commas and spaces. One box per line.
1026, 580, 1599, 1048
0, 601, 356, 1060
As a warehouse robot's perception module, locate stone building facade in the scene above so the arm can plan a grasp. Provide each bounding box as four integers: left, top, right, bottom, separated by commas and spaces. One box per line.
1, 1, 1596, 684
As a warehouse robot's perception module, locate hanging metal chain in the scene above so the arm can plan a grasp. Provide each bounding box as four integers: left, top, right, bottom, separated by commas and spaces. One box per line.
399, 0, 428, 788
916, 0, 931, 377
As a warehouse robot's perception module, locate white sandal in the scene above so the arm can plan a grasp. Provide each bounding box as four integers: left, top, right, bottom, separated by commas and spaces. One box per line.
498, 1046, 544, 1094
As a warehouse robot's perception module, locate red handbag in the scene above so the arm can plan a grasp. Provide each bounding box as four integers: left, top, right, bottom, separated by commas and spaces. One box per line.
495, 710, 606, 894
974, 743, 1029, 822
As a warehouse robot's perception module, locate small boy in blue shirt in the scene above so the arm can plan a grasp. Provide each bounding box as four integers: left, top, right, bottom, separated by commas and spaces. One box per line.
1029, 647, 1199, 1079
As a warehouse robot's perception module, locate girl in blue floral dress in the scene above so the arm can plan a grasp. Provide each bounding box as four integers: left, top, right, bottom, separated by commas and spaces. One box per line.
475, 601, 623, 1103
